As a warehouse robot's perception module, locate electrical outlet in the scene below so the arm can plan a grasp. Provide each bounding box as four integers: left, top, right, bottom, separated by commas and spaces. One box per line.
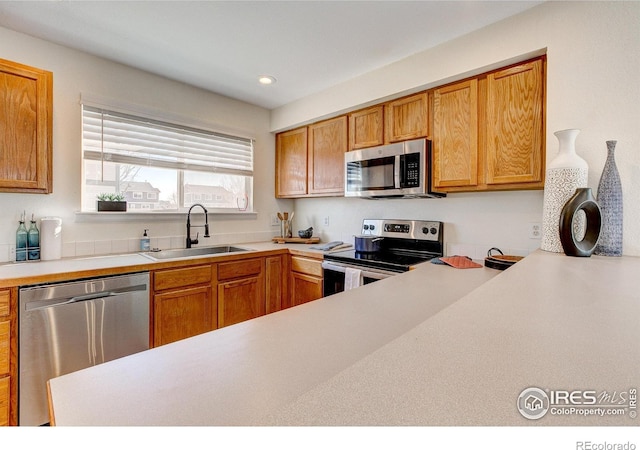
270, 213, 280, 226
528, 222, 542, 239
323, 216, 330, 226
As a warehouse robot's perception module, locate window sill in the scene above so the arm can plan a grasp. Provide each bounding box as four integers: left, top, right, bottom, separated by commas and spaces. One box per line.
75, 211, 258, 222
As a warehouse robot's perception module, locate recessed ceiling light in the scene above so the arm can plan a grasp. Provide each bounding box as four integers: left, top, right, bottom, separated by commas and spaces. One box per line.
258, 75, 276, 85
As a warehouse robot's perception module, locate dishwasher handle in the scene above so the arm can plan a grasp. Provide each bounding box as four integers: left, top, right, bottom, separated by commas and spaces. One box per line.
23, 284, 147, 312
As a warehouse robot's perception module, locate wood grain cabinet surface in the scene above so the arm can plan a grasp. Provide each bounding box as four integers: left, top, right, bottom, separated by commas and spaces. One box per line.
485, 58, 544, 188
275, 116, 347, 198
152, 265, 215, 347
265, 255, 287, 314
348, 105, 384, 150
308, 116, 348, 195
0, 289, 11, 426
275, 127, 308, 197
384, 92, 429, 144
432, 79, 479, 189
431, 57, 545, 192
289, 256, 323, 307
0, 58, 52, 193
217, 258, 265, 328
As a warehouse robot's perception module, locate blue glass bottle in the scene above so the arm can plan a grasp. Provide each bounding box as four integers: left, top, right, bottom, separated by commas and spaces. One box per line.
28, 215, 40, 261
16, 215, 27, 262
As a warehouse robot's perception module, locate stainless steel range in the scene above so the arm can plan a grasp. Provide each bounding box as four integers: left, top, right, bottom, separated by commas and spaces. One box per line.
322, 219, 443, 295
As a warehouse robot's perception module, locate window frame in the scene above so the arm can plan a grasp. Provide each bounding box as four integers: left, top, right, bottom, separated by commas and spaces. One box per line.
80, 96, 255, 215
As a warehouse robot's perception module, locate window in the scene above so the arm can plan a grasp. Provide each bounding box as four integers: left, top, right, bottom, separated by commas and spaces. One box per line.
81, 105, 254, 212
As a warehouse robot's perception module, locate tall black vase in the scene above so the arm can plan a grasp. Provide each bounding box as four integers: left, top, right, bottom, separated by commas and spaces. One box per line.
559, 188, 602, 257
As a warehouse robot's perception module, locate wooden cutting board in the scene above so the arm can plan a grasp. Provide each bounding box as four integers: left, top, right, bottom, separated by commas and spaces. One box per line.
272, 237, 320, 244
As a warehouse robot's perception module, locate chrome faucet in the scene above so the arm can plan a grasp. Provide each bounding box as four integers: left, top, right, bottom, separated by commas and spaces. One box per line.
186, 203, 210, 248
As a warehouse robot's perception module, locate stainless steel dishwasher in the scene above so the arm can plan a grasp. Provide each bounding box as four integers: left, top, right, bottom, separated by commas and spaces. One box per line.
19, 272, 150, 426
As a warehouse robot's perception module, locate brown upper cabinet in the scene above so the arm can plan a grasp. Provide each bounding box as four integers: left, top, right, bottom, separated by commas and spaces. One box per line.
277, 56, 545, 196
348, 105, 384, 150
0, 59, 53, 194
307, 116, 347, 195
275, 127, 308, 197
485, 59, 544, 187
384, 92, 429, 144
276, 116, 347, 198
432, 57, 545, 192
346, 93, 429, 151
432, 79, 479, 189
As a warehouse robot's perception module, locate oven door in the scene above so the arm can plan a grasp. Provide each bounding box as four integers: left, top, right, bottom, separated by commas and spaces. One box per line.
321, 260, 400, 296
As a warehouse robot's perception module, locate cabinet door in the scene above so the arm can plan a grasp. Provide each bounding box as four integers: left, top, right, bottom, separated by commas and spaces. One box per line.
308, 116, 347, 195
218, 276, 265, 327
290, 272, 323, 307
384, 92, 429, 143
0, 376, 8, 427
154, 285, 214, 347
0, 59, 52, 193
432, 79, 479, 189
485, 59, 544, 187
348, 105, 384, 150
0, 320, 8, 376
276, 127, 308, 197
266, 255, 286, 314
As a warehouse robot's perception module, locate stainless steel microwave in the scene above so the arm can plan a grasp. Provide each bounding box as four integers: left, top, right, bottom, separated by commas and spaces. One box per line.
344, 138, 445, 198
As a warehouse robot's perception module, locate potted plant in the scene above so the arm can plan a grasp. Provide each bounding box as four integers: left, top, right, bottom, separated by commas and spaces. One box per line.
96, 193, 127, 211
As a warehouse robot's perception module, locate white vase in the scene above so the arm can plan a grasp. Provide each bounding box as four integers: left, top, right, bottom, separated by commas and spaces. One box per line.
541, 129, 589, 252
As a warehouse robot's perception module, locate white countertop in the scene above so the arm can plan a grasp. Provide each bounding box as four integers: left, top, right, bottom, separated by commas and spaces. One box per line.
0, 253, 152, 280
0, 241, 326, 285
47, 250, 640, 426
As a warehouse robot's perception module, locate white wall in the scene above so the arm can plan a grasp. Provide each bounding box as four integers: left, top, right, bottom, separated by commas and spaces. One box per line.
0, 26, 292, 261
273, 1, 640, 257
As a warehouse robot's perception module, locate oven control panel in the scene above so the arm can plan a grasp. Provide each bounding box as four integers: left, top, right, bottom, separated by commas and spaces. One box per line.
361, 219, 442, 241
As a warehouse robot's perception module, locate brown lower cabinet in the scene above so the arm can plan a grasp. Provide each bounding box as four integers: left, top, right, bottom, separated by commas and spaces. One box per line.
153, 264, 216, 347
217, 258, 265, 328
289, 255, 323, 307
0, 289, 11, 426
152, 253, 308, 345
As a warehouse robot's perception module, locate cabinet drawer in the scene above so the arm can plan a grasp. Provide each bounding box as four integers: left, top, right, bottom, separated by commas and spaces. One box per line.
0, 320, 8, 375
218, 258, 263, 281
0, 376, 9, 427
291, 256, 322, 278
0, 290, 9, 317
154, 264, 212, 291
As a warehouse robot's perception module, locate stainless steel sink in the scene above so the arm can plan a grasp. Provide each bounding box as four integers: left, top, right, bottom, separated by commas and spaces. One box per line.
143, 245, 252, 260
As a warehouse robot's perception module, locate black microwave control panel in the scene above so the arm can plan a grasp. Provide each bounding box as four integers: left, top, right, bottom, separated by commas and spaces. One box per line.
400, 153, 421, 188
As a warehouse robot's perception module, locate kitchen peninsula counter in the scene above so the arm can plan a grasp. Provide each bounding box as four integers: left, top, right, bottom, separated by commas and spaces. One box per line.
47, 250, 640, 426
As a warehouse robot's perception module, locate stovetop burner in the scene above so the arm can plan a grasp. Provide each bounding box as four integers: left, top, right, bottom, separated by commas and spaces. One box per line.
323, 219, 444, 272
324, 249, 438, 272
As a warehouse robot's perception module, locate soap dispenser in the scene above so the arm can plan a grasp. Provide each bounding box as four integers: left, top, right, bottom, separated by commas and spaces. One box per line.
140, 229, 150, 251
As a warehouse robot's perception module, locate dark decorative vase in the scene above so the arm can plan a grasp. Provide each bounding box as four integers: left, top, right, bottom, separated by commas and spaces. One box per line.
559, 188, 601, 257
594, 140, 623, 256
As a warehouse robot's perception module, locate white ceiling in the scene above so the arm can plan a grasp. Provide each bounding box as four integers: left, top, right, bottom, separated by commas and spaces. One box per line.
0, 1, 542, 110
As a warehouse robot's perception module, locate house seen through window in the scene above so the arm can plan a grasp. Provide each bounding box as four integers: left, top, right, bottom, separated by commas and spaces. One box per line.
81, 105, 254, 212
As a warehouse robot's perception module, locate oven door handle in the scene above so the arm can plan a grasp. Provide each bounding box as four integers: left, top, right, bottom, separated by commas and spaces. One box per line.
321, 261, 398, 280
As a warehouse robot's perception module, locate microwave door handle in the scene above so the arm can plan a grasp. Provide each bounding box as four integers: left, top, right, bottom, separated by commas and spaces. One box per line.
394, 155, 401, 188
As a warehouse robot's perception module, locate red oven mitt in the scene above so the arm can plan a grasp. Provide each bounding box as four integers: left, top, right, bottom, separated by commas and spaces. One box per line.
439, 255, 482, 269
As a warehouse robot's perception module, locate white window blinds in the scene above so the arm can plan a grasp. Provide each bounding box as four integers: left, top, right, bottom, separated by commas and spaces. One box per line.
82, 105, 254, 176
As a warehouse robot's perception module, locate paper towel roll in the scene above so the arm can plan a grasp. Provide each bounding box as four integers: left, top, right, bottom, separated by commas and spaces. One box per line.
40, 217, 62, 260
